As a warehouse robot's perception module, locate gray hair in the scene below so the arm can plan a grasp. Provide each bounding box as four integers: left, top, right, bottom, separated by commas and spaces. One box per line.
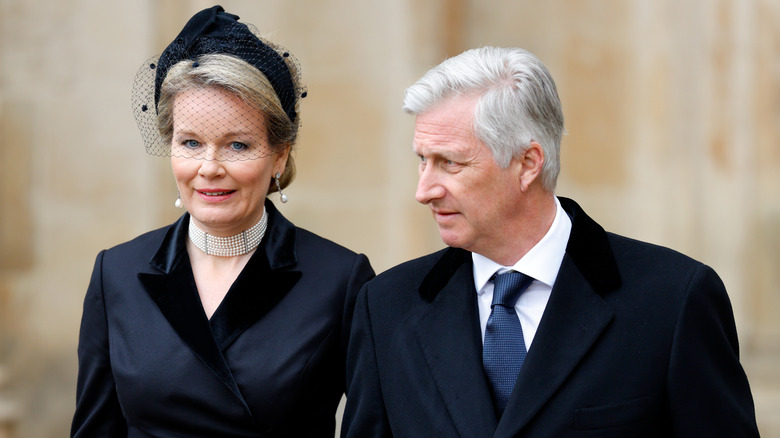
403, 47, 564, 192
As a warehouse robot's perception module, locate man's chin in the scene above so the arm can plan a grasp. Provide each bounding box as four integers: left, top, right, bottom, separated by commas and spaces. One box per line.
438, 230, 466, 249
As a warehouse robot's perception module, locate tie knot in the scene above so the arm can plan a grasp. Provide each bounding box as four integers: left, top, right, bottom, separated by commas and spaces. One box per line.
491, 271, 533, 308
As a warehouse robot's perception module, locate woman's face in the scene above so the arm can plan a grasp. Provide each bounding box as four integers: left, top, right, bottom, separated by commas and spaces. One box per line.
170, 86, 288, 236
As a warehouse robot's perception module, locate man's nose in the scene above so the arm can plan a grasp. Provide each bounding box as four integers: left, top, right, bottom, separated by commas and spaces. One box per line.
415, 165, 444, 205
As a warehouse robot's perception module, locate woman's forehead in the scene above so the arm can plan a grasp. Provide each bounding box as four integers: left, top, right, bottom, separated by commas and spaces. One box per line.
173, 87, 265, 124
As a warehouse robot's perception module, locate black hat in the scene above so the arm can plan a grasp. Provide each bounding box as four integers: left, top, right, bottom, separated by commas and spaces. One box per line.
154, 5, 298, 123
131, 5, 305, 159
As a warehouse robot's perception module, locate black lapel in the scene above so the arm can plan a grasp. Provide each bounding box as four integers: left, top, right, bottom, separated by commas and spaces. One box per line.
495, 256, 614, 436
558, 197, 621, 295
415, 248, 498, 438
137, 214, 247, 404
206, 201, 301, 352
495, 197, 620, 436
208, 249, 301, 351
137, 202, 302, 409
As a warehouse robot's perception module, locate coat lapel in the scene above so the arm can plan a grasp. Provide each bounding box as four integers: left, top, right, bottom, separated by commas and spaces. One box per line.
137, 215, 246, 404
495, 197, 621, 437
208, 249, 301, 351
494, 256, 614, 436
137, 201, 301, 412
414, 248, 498, 438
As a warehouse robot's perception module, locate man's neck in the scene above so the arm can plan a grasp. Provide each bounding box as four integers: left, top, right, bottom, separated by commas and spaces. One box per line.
478, 191, 558, 266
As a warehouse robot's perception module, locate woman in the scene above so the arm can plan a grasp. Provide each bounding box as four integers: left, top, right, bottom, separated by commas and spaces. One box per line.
71, 6, 374, 437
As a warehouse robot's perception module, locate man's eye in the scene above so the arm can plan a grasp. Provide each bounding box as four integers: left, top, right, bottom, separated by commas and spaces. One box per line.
419, 155, 427, 163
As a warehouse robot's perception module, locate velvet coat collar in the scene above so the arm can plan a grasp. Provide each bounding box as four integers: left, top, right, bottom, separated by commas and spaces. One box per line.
418, 197, 620, 302
413, 196, 622, 436
136, 200, 302, 410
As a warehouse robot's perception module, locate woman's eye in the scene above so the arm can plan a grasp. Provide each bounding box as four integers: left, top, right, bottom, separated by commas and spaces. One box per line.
184, 139, 200, 148
229, 142, 248, 151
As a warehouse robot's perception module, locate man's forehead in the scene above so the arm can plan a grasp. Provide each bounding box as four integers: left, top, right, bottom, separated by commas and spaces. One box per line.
412, 132, 486, 163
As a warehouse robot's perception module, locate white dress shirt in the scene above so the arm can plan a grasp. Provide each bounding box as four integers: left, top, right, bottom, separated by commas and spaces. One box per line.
472, 197, 572, 350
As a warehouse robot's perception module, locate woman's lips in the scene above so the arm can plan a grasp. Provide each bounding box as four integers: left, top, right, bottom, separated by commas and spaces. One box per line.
196, 189, 236, 202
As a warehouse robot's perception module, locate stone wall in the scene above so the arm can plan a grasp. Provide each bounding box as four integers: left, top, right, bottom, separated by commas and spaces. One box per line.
1, 0, 778, 436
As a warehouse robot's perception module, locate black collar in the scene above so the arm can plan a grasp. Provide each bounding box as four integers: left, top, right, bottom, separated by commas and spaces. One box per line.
138, 200, 302, 413
149, 199, 298, 274
418, 197, 621, 302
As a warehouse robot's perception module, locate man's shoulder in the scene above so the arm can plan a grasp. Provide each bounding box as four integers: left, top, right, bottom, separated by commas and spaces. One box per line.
359, 247, 466, 321
603, 232, 718, 289
371, 247, 453, 287
562, 196, 708, 274
606, 232, 702, 267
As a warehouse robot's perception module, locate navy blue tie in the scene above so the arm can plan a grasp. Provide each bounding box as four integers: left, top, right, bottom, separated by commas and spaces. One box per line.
483, 271, 534, 417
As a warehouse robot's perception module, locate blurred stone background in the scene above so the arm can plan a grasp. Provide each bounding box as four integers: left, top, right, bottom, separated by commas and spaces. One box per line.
0, 0, 778, 436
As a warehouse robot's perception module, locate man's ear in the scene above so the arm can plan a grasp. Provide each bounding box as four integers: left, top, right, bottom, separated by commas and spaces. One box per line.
517, 141, 544, 192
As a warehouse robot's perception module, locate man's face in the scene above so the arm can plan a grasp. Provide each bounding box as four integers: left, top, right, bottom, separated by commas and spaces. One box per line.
413, 94, 525, 257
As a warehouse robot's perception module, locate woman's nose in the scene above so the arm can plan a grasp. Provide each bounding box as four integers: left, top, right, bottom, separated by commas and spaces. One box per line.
198, 146, 226, 177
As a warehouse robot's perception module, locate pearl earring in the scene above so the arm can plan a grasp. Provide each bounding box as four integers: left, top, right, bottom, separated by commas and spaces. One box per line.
275, 173, 288, 203
174, 193, 183, 208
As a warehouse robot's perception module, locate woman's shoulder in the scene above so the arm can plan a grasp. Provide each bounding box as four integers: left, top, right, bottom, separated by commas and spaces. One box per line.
292, 226, 365, 259
267, 202, 365, 259
100, 222, 176, 261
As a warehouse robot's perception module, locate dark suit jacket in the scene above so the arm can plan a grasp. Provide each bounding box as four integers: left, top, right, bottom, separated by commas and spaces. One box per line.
72, 200, 374, 437
343, 197, 758, 437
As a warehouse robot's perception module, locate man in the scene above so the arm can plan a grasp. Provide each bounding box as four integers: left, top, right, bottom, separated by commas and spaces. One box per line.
342, 47, 759, 437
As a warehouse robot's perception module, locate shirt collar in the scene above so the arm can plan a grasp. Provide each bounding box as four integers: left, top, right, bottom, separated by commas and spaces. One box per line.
472, 197, 572, 294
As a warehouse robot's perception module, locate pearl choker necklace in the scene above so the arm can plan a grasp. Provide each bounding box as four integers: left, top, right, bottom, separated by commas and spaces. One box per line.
188, 210, 268, 257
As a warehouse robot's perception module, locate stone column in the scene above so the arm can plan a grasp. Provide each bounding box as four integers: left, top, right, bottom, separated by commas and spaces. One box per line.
0, 366, 18, 438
